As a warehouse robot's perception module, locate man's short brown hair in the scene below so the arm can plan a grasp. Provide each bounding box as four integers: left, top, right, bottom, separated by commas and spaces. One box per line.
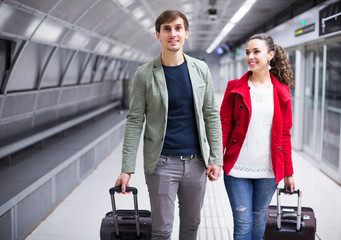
155, 9, 189, 33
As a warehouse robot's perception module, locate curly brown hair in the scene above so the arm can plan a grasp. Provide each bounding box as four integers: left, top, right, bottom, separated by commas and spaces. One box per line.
248, 33, 294, 87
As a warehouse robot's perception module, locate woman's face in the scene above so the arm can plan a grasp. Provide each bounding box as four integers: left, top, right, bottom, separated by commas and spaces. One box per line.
245, 39, 274, 73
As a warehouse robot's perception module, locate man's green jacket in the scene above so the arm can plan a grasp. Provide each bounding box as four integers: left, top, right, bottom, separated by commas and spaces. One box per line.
121, 54, 223, 174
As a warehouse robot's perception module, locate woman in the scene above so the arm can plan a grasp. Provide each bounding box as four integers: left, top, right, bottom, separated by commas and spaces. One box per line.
220, 33, 295, 240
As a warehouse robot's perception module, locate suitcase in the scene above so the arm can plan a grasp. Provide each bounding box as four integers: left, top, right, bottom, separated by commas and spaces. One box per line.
264, 188, 316, 240
100, 186, 152, 239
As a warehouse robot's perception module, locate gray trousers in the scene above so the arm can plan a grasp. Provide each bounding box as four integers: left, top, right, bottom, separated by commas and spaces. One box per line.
145, 155, 207, 240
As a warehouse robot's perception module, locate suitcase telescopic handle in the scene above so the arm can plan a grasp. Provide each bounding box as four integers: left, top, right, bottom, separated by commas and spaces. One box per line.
276, 188, 302, 231
278, 188, 300, 195
109, 186, 141, 238
110, 186, 138, 195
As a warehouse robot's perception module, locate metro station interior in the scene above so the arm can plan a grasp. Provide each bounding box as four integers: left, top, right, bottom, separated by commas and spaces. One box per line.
0, 0, 341, 239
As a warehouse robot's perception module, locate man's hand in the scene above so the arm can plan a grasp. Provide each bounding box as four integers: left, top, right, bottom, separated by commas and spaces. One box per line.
206, 165, 221, 181
114, 173, 131, 194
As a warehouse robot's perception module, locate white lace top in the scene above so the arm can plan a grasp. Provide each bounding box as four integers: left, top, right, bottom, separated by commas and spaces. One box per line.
229, 79, 275, 178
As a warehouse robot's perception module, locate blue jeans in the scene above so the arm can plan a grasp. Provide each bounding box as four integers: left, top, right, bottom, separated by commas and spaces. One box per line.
224, 174, 277, 240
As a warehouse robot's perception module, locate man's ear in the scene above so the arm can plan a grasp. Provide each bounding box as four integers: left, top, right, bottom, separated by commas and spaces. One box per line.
156, 32, 160, 41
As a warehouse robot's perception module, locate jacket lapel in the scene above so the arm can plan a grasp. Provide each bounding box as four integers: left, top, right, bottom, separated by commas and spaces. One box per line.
152, 55, 168, 108
184, 54, 202, 106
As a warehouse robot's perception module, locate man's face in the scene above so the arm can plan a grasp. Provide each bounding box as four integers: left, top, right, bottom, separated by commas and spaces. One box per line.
156, 17, 189, 53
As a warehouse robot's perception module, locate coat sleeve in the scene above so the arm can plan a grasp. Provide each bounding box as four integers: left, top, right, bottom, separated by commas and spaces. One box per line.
282, 97, 294, 176
220, 80, 237, 154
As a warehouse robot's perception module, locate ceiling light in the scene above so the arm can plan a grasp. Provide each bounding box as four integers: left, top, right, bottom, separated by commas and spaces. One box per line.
117, 0, 133, 7
123, 50, 132, 58
230, 0, 257, 23
216, 46, 224, 55
111, 45, 123, 56
206, 0, 257, 54
133, 7, 145, 19
68, 32, 89, 48
141, 18, 152, 28
96, 41, 110, 53
132, 52, 140, 60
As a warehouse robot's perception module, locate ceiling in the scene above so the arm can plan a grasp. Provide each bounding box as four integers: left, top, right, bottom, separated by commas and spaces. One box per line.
0, 0, 319, 62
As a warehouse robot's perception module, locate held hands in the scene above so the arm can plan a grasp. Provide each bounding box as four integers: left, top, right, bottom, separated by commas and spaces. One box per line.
206, 165, 222, 181
114, 172, 131, 194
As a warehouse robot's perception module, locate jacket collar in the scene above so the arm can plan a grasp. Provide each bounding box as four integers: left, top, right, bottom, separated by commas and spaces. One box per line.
151, 53, 198, 109
152, 53, 194, 68
152, 54, 163, 69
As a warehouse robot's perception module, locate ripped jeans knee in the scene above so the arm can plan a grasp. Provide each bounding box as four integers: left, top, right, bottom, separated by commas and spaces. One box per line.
233, 205, 253, 238
236, 206, 247, 212
253, 207, 268, 225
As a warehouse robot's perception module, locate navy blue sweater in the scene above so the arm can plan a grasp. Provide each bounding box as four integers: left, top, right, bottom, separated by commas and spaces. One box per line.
161, 61, 201, 156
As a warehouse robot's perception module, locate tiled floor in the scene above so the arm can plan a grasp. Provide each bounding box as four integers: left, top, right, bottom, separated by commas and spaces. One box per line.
25, 135, 341, 240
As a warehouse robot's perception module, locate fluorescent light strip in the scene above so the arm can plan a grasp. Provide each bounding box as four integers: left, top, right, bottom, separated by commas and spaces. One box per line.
206, 0, 257, 54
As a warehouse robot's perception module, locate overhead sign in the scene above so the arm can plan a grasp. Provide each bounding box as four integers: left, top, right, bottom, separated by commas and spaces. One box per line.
295, 23, 315, 37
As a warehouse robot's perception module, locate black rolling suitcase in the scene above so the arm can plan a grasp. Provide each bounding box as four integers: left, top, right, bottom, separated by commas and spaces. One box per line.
264, 188, 316, 240
100, 186, 152, 239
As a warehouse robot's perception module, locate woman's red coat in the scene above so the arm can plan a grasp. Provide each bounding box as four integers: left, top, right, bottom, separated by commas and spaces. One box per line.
220, 71, 294, 184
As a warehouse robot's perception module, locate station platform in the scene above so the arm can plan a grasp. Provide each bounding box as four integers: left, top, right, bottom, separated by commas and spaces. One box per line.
24, 140, 341, 240
22, 92, 340, 240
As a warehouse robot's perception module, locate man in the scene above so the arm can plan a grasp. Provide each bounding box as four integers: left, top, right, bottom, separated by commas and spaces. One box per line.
115, 9, 222, 240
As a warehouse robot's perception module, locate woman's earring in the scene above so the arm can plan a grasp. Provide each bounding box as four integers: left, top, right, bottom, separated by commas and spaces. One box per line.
268, 62, 271, 70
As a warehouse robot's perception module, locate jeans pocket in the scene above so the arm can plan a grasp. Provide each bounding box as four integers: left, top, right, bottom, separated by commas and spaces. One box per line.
157, 155, 168, 166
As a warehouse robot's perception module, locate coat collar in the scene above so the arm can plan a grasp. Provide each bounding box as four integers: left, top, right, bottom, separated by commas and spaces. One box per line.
232, 71, 292, 104
270, 73, 292, 103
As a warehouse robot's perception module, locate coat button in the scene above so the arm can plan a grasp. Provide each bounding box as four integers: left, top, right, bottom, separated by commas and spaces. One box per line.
239, 105, 243, 109
236, 122, 240, 126
278, 147, 281, 151
232, 140, 236, 143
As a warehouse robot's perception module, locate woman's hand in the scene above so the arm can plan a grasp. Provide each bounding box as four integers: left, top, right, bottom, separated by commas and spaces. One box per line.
284, 175, 295, 192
